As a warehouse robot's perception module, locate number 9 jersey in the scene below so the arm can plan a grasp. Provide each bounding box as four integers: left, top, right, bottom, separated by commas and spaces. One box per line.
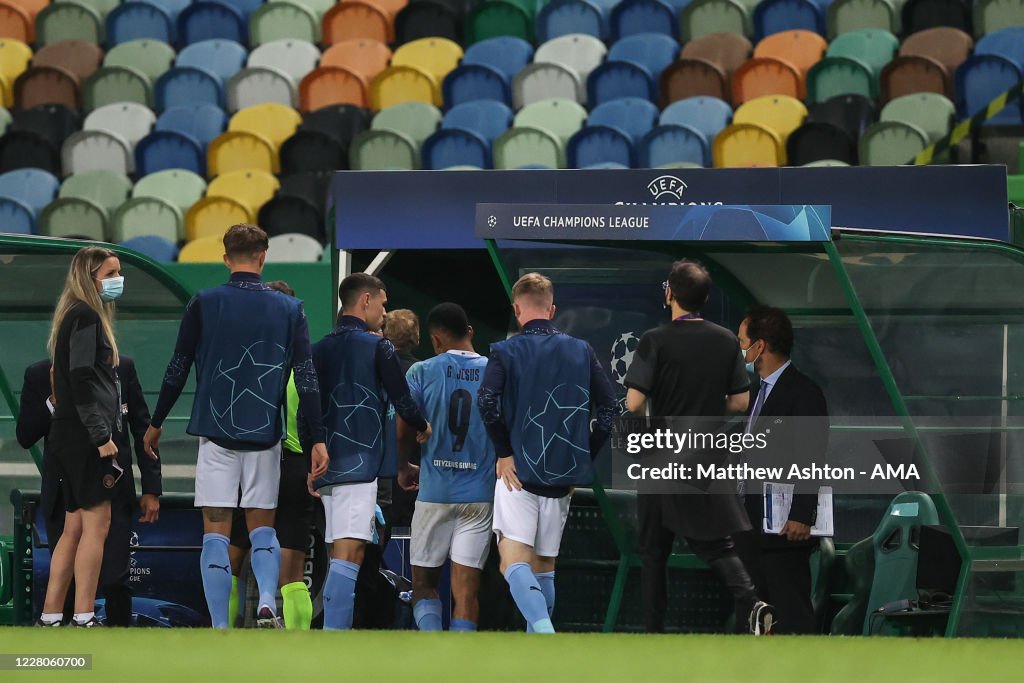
406, 351, 495, 504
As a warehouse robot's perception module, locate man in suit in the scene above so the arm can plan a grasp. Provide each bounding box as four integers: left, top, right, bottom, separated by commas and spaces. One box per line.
17, 357, 162, 626
734, 306, 829, 635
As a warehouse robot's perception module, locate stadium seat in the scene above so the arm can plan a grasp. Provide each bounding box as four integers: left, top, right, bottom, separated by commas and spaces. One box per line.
176, 39, 248, 83
659, 58, 728, 106
299, 104, 371, 149
588, 97, 659, 143
348, 129, 418, 169
807, 92, 876, 139
207, 129, 276, 177
281, 132, 346, 173
84, 66, 151, 111
71, 0, 121, 22
443, 100, 514, 142
442, 64, 510, 108
300, 66, 368, 111
826, 28, 898, 77
229, 103, 302, 151
806, 56, 875, 102
249, 1, 319, 46
638, 124, 709, 167
322, 2, 391, 44
37, 196, 106, 239
713, 122, 783, 166
421, 128, 490, 168
120, 234, 179, 262
155, 67, 224, 111
277, 169, 331, 214
754, 30, 827, 83
83, 102, 156, 151
588, 61, 655, 106
207, 167, 279, 215
391, 37, 462, 86
372, 101, 442, 146
112, 195, 182, 242
186, 194, 251, 240
36, 2, 103, 46
514, 97, 587, 146
59, 168, 132, 215
902, 0, 971, 37
370, 65, 438, 110
132, 167, 206, 214
135, 129, 205, 175
955, 54, 1024, 124
0, 38, 32, 87
753, 0, 825, 40
534, 34, 607, 83
0, 105, 9, 133
465, 1, 533, 45
681, 0, 752, 41
858, 119, 928, 164
214, 0, 266, 20
0, 129, 60, 174
607, 33, 678, 81
11, 103, 80, 151
879, 55, 950, 102
178, 1, 247, 45
567, 125, 633, 167
785, 121, 857, 165
178, 234, 226, 261
609, 0, 675, 40
462, 36, 534, 82
733, 94, 807, 146
731, 57, 802, 104
880, 92, 954, 143
973, 0, 1024, 38
248, 39, 320, 85
258, 194, 324, 240
0, 194, 35, 233
156, 104, 227, 148
395, 1, 460, 45
30, 40, 104, 83
975, 27, 1024, 70
0, 168, 59, 220
0, 2, 32, 44
62, 129, 132, 175
826, 0, 895, 39
492, 126, 562, 168
228, 66, 297, 111
660, 96, 732, 142
266, 233, 322, 262
680, 32, 753, 82
14, 65, 80, 111
514, 62, 583, 108
535, 0, 605, 43
320, 39, 392, 83
899, 27, 972, 77
106, 2, 175, 45
143, 0, 192, 21
104, 39, 175, 83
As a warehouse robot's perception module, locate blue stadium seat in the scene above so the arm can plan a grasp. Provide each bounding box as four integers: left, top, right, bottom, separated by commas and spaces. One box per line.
121, 235, 180, 261
176, 40, 248, 83
107, 1, 175, 45
0, 168, 60, 215
462, 37, 535, 82
660, 96, 733, 142
442, 65, 512, 108
536, 0, 606, 43
443, 100, 514, 142
587, 61, 656, 105
975, 27, 1024, 70
139, 0, 192, 21
582, 161, 629, 168
155, 67, 225, 111
588, 97, 660, 141
135, 130, 205, 175
567, 125, 634, 167
955, 54, 1024, 125
422, 129, 491, 169
156, 104, 228, 147
639, 123, 709, 167
607, 33, 679, 80
610, 0, 676, 40
215, 0, 264, 20
0, 199, 35, 234
753, 0, 825, 40
178, 1, 247, 46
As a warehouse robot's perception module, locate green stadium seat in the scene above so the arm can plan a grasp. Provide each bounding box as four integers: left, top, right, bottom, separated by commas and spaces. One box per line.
810, 537, 837, 632
1007, 174, 1024, 205
277, 0, 335, 20
826, 28, 898, 77
111, 195, 183, 243
104, 39, 176, 84
493, 125, 563, 169
681, 0, 752, 41
465, 1, 533, 45
826, 0, 895, 39
35, 2, 103, 45
807, 56, 875, 103
880, 92, 954, 144
69, 0, 122, 21
829, 536, 874, 634
973, 0, 1024, 38
249, 1, 320, 45
513, 97, 588, 148
859, 120, 928, 165
59, 169, 132, 214
84, 66, 151, 111
38, 196, 107, 240
0, 104, 10, 135
132, 168, 207, 215
513, 62, 584, 109
371, 101, 442, 147
349, 129, 419, 170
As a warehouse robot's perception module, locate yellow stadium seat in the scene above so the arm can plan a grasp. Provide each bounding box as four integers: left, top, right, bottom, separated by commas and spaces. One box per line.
732, 94, 807, 145
178, 235, 226, 263
370, 64, 438, 111
390, 37, 462, 85
0, 73, 9, 107
228, 103, 302, 152
0, 38, 32, 87
206, 168, 279, 218
207, 130, 277, 178
712, 123, 784, 167
186, 195, 253, 241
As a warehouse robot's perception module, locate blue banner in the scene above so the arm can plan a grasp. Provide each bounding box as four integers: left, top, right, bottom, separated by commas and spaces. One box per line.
332, 166, 1008, 249
475, 204, 832, 242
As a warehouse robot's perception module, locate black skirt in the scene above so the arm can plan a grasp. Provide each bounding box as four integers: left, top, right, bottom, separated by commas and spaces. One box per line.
50, 417, 121, 512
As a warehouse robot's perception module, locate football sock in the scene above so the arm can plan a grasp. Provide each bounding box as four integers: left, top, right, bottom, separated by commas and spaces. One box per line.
227, 575, 239, 629
248, 527, 281, 615
450, 619, 477, 632
200, 533, 232, 629
40, 612, 63, 625
504, 562, 555, 634
413, 598, 443, 631
322, 559, 359, 631
72, 612, 94, 625
535, 571, 556, 617
281, 581, 312, 631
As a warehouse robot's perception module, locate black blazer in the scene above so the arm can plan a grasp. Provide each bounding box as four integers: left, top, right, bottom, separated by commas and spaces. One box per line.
16, 357, 162, 519
744, 363, 829, 549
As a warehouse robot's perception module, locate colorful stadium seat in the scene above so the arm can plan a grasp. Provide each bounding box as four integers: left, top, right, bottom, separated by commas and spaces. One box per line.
826, 28, 898, 77
639, 124, 709, 167
207, 129, 277, 176
257, 193, 324, 240
753, 0, 826, 40
514, 62, 584, 108
104, 39, 176, 83
0, 129, 61, 174
249, 1, 319, 46
248, 39, 321, 85
753, 30, 826, 95
31, 39, 104, 82
661, 96, 733, 142
465, 1, 533, 45
807, 92, 876, 138
156, 103, 227, 147
493, 125, 563, 168
680, 31, 754, 82
858, 120, 928, 164
712, 122, 783, 166
391, 37, 463, 85
155, 66, 224, 111
0, 194, 35, 233
607, 33, 678, 80
0, 2, 32, 43
421, 128, 491, 168
215, 0, 264, 20
0, 167, 59, 217
681, 0, 752, 41
807, 55, 875, 102
178, 1, 247, 45
266, 233, 323, 262
112, 195, 182, 242
880, 92, 953, 145
207, 167, 279, 214
13, 65, 80, 110
463, 36, 535, 81
442, 64, 510, 107
176, 39, 248, 83
0, 38, 31, 87
320, 39, 392, 82
443, 100, 514, 142
372, 101, 442, 146
71, 0, 121, 22
119, 235, 179, 262
955, 54, 1024, 124
83, 102, 156, 151
589, 97, 659, 141
135, 129, 204, 175
322, 2, 391, 44
514, 97, 587, 146
732, 57, 802, 103
975, 27, 1024, 68
587, 60, 655, 105
61, 129, 132, 175
11, 103, 80, 151
59, 168, 132, 215
826, 0, 895, 39
973, 0, 1024, 38
227, 66, 296, 110
299, 103, 371, 149
567, 125, 634, 167
178, 234, 227, 261
300, 66, 368, 111
0, 105, 9, 132
879, 55, 950, 102
535, 0, 605, 43
395, 1, 460, 45
106, 1, 175, 45
35, 2, 103, 46
38, 196, 108, 239
902, 0, 971, 38
83, 65, 151, 111
899, 27, 972, 77
786, 121, 857, 165
610, 0, 675, 40
733, 94, 807, 144
186, 194, 251, 240
229, 103, 302, 152
534, 34, 608, 82
142, 0, 192, 22
349, 128, 418, 169
659, 58, 728, 106
132, 167, 206, 214
370, 64, 438, 110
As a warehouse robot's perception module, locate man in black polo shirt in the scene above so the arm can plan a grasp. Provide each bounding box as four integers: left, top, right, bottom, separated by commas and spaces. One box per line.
624, 260, 775, 635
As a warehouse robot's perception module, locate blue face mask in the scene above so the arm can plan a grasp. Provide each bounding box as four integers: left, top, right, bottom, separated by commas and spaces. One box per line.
742, 343, 761, 374
98, 276, 124, 302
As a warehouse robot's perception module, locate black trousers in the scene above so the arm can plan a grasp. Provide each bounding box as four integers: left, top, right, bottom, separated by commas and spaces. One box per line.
734, 530, 817, 634
638, 495, 758, 634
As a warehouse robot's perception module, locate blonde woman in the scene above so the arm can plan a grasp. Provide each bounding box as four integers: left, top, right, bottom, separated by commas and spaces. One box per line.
38, 247, 125, 628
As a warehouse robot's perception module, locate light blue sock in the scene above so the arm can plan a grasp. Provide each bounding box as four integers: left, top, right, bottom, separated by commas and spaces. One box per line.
323, 559, 359, 631
248, 526, 281, 614
503, 562, 555, 634
536, 571, 556, 617
200, 533, 232, 629
413, 598, 443, 631
450, 618, 477, 632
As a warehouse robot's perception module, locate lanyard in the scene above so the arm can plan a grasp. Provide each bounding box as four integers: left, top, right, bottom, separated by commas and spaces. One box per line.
674, 314, 703, 322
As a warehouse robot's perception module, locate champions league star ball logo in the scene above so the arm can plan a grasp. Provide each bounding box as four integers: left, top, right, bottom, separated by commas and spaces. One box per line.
610, 332, 639, 386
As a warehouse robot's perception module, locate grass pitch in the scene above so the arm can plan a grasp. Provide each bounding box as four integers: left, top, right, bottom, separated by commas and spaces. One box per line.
1, 629, 1020, 682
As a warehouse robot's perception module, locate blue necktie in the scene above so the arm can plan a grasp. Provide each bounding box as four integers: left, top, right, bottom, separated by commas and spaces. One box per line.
739, 381, 768, 497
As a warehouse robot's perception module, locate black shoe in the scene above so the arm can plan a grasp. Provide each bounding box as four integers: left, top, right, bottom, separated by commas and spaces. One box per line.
256, 605, 282, 629
72, 616, 103, 628
35, 618, 62, 627
749, 601, 776, 636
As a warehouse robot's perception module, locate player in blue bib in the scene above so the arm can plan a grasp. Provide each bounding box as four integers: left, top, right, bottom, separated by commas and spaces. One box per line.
398, 303, 495, 632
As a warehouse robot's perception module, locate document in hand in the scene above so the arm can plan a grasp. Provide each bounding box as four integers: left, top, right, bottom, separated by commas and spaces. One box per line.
762, 483, 834, 536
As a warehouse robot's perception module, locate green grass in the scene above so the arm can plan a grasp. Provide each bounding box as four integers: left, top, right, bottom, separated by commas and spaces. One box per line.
1, 630, 1022, 682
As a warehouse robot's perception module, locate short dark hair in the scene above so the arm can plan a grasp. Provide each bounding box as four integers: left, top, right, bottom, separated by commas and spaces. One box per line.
223, 223, 269, 260
426, 302, 470, 340
744, 305, 794, 357
667, 260, 711, 312
266, 280, 295, 297
339, 272, 386, 309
